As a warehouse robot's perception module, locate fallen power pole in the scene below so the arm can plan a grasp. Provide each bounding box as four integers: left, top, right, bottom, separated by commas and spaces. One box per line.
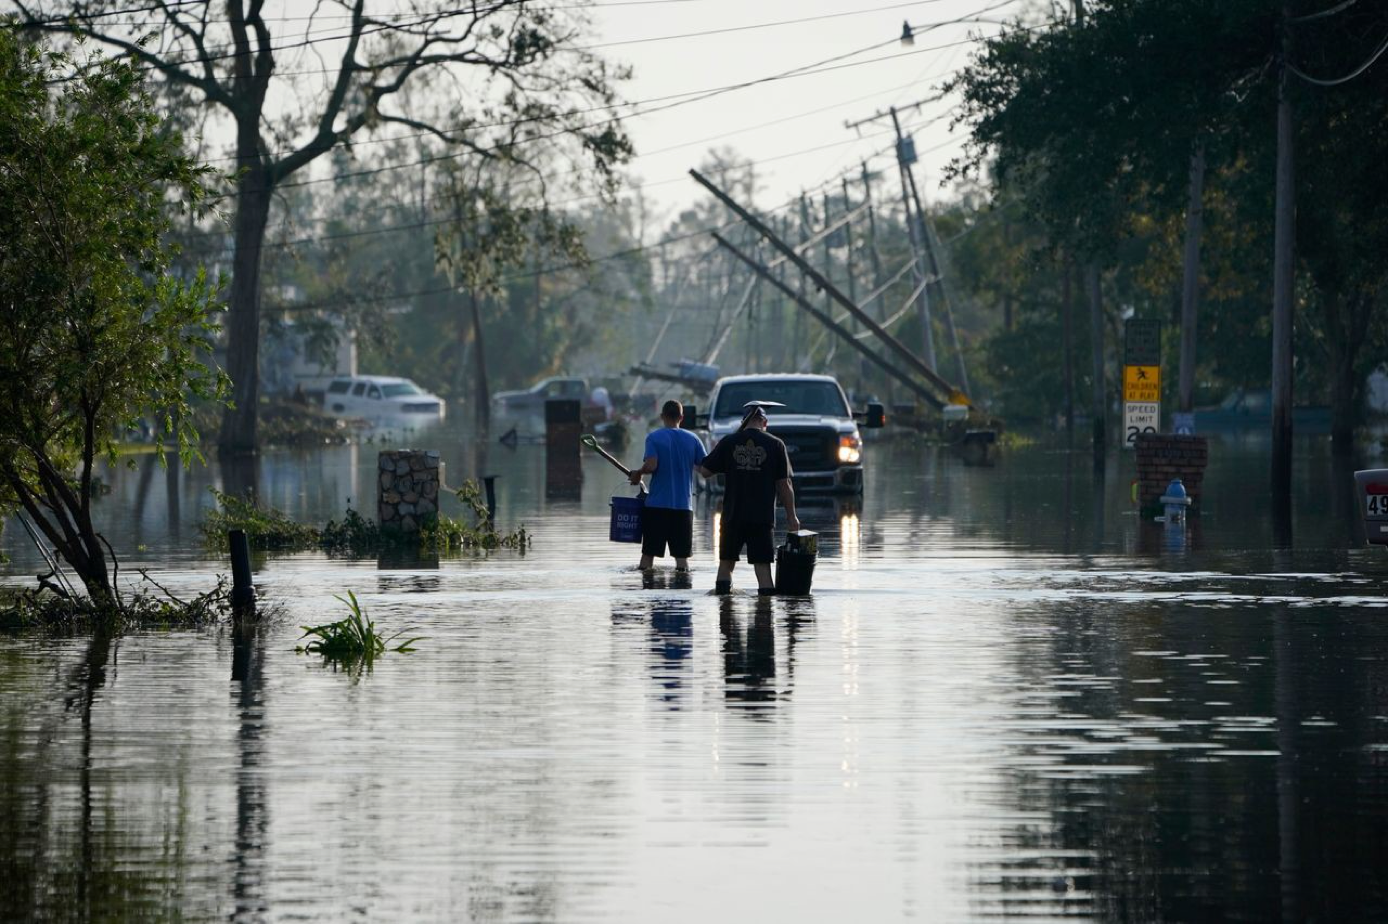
690, 169, 965, 404
712, 233, 944, 410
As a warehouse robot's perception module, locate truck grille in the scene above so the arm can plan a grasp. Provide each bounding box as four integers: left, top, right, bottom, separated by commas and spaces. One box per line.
402, 402, 441, 414
771, 427, 833, 469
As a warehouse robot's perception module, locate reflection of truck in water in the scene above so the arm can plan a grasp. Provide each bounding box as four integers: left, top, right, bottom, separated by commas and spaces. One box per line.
703, 374, 883, 494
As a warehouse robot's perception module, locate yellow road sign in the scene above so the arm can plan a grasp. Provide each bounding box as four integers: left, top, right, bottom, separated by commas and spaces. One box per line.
1123, 365, 1160, 403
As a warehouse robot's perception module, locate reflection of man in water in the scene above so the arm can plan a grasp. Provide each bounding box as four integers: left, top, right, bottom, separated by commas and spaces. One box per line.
719, 596, 776, 710
698, 402, 800, 595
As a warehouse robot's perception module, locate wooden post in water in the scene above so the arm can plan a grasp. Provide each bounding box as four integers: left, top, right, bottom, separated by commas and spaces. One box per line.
228, 528, 255, 617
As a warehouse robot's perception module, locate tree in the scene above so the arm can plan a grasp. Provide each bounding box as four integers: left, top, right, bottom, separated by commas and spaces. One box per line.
16, 0, 631, 451
0, 27, 226, 604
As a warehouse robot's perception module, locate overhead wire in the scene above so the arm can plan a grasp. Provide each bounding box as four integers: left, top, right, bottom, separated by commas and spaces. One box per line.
1288, 28, 1388, 86
189, 52, 972, 244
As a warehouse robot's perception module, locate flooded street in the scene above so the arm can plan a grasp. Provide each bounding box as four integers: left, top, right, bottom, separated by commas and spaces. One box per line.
4, 429, 1388, 921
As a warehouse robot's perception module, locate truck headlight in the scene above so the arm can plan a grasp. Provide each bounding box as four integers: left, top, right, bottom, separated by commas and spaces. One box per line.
838, 434, 862, 464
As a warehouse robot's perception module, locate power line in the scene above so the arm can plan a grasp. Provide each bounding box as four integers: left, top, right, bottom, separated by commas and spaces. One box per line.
37, 0, 1002, 76
1291, 0, 1360, 24
575, 0, 981, 51
35, 0, 701, 26
1289, 28, 1388, 85
266, 29, 1016, 190
198, 132, 904, 257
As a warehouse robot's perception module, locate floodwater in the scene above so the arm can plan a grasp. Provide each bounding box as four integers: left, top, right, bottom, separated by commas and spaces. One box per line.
3, 424, 1388, 922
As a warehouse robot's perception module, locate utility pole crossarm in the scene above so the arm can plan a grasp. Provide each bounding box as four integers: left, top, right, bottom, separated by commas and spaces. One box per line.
712, 234, 945, 410
690, 169, 965, 404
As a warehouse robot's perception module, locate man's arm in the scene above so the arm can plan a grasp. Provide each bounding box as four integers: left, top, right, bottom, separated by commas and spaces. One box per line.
628, 454, 658, 485
776, 478, 801, 532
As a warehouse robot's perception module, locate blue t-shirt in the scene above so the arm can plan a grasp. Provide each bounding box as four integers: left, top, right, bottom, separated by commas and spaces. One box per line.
643, 427, 706, 510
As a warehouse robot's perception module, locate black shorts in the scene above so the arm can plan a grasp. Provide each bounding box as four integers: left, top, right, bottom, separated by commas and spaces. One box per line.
641, 506, 693, 559
719, 520, 775, 565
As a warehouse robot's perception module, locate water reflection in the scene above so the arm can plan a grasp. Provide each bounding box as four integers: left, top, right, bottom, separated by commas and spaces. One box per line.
231, 615, 268, 922
3, 432, 1388, 920
719, 596, 777, 715
641, 570, 694, 708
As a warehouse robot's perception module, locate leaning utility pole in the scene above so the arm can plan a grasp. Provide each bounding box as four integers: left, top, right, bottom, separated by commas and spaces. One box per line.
691, 169, 962, 402
714, 234, 943, 409
1271, 0, 1296, 500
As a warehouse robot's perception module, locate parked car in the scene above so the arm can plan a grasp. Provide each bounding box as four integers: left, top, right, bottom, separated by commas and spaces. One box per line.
322, 375, 445, 426
1195, 387, 1330, 433
702, 373, 884, 494
492, 376, 589, 416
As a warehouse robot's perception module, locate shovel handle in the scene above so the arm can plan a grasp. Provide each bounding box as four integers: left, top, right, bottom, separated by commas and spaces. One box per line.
582, 434, 647, 491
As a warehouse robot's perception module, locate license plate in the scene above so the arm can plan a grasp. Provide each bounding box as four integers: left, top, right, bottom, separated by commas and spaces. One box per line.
1368, 494, 1388, 517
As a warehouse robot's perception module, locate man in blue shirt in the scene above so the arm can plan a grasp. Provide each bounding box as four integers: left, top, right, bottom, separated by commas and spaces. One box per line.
629, 400, 706, 571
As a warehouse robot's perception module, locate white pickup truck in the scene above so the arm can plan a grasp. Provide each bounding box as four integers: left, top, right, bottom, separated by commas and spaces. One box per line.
702, 374, 883, 494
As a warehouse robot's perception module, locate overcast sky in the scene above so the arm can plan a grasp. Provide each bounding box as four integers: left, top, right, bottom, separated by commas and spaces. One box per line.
582, 0, 1040, 227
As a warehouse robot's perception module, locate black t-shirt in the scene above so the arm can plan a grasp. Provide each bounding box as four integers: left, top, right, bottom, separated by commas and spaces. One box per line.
702, 428, 792, 525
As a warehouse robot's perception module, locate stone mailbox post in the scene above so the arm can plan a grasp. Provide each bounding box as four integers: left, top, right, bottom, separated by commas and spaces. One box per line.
1354, 469, 1388, 545
378, 450, 442, 533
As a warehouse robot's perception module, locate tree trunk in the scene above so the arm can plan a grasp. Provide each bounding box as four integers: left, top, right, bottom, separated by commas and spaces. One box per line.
1086, 262, 1105, 452
219, 162, 274, 454
1179, 143, 1206, 413
470, 290, 491, 432
1062, 258, 1074, 434
1271, 0, 1296, 499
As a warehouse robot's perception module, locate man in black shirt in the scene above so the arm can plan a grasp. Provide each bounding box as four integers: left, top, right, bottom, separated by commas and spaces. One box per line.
698, 402, 801, 595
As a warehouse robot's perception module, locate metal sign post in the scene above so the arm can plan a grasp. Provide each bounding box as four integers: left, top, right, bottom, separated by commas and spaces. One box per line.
1123, 319, 1162, 449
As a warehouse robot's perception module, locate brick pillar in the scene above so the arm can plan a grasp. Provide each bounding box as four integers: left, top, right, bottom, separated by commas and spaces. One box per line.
378, 450, 442, 533
1135, 434, 1208, 514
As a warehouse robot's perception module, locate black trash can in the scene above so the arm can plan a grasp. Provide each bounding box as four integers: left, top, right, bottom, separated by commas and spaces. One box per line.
774, 529, 818, 595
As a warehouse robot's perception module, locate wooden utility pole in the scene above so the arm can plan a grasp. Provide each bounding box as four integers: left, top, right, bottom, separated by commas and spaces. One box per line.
1179, 142, 1207, 413
842, 175, 866, 389
1063, 259, 1075, 435
887, 107, 938, 372
714, 234, 943, 409
860, 161, 886, 301
1271, 0, 1296, 499
1086, 263, 1104, 453
692, 169, 961, 401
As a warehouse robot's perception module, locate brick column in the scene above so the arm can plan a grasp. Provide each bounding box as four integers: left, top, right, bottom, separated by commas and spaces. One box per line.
1135, 434, 1208, 514
378, 450, 442, 533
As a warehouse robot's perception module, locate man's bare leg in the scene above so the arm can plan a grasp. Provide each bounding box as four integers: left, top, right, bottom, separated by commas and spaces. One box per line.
639, 554, 655, 569
675, 557, 690, 571
753, 562, 774, 593
715, 559, 735, 593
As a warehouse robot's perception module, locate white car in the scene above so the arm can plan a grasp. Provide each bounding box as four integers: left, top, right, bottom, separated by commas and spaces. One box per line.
322, 375, 446, 426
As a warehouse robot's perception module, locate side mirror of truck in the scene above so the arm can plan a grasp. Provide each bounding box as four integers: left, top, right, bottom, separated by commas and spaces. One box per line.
863, 403, 886, 429
680, 404, 707, 430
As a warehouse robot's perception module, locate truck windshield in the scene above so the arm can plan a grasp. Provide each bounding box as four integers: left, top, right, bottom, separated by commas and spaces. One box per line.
381, 382, 423, 398
713, 381, 849, 418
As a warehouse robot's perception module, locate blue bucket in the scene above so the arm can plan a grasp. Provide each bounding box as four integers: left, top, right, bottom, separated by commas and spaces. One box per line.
610, 493, 645, 543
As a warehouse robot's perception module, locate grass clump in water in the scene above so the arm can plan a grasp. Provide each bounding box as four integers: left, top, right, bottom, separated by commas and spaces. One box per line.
296, 591, 421, 670
201, 489, 321, 550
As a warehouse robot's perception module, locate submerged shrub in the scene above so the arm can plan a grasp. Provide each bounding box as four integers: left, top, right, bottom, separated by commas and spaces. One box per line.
200, 489, 321, 550
201, 480, 529, 555
0, 577, 231, 632
420, 480, 530, 552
